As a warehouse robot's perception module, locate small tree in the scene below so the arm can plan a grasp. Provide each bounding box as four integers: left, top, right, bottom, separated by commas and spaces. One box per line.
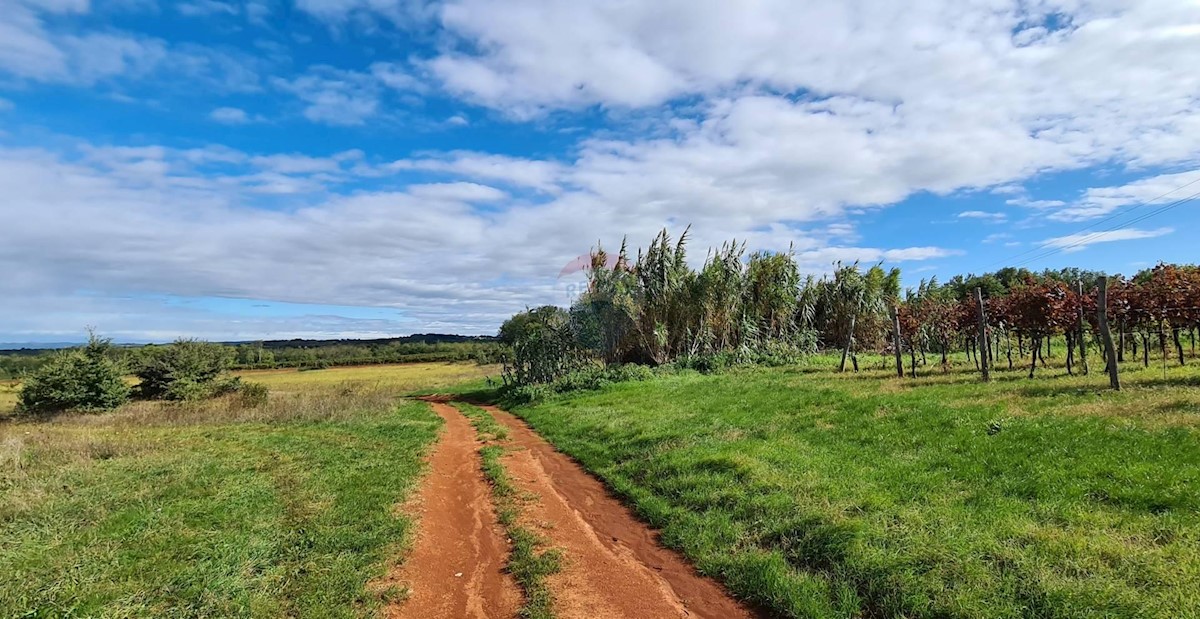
500, 306, 589, 386
17, 335, 130, 414
136, 339, 236, 400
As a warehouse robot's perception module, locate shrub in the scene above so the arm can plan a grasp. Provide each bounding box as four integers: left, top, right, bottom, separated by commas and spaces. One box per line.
674, 351, 737, 374
605, 363, 655, 382
504, 384, 551, 405
17, 336, 130, 414
136, 339, 236, 401
234, 381, 270, 408
552, 367, 610, 393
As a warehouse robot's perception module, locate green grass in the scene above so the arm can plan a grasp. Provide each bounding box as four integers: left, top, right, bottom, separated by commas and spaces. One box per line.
505, 354, 1200, 619
453, 402, 561, 619
1, 395, 440, 618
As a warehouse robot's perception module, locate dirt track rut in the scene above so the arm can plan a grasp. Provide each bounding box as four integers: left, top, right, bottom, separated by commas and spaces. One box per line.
383, 400, 520, 619
388, 399, 757, 619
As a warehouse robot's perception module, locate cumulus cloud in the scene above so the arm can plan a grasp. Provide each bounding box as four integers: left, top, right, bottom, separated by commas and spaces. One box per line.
0, 139, 957, 337
4, 0, 1199, 339
425, 0, 1200, 173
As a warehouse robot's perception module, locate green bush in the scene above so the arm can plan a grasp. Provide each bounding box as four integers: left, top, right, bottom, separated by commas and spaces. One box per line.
504, 363, 658, 403
504, 384, 551, 405
136, 339, 236, 401
17, 336, 130, 414
605, 363, 655, 382
234, 381, 270, 408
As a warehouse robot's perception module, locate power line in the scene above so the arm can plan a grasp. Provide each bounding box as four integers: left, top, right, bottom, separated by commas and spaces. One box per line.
983, 174, 1200, 270
1007, 188, 1200, 269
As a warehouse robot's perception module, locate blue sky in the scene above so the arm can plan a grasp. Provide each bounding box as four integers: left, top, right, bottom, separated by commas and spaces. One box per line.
1, 0, 1198, 343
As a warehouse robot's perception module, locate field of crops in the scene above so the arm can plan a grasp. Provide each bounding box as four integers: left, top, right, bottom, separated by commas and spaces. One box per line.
506, 355, 1200, 618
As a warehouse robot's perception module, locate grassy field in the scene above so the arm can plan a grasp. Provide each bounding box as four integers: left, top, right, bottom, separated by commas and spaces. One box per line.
504, 355, 1200, 618
0, 362, 494, 618
0, 380, 17, 416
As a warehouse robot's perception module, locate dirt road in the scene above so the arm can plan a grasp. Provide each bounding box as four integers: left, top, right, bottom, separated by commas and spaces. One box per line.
383, 400, 521, 619
388, 399, 757, 619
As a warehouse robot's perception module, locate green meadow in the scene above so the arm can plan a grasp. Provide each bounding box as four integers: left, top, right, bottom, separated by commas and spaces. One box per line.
505, 355, 1200, 618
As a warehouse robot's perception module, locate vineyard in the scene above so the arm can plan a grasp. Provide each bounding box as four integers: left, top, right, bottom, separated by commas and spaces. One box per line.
897, 263, 1200, 384
502, 229, 1200, 391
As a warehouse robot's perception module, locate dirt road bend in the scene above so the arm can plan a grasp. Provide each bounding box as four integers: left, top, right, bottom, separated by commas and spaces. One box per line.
383, 400, 521, 619
481, 403, 758, 619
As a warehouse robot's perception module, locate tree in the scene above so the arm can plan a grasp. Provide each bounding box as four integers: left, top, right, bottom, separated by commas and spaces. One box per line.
500, 306, 589, 385
135, 339, 236, 400
17, 334, 130, 414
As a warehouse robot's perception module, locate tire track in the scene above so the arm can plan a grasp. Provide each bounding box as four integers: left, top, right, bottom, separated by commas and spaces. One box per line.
480, 403, 759, 619
382, 399, 521, 619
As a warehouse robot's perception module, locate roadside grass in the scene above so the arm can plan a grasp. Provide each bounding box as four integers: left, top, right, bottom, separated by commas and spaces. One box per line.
505, 355, 1200, 618
453, 402, 561, 619
0, 363, 491, 618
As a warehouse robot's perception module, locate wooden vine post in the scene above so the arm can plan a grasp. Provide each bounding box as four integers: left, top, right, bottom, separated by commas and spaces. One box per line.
975, 287, 990, 382
1097, 276, 1121, 391
891, 305, 904, 378
1076, 280, 1088, 375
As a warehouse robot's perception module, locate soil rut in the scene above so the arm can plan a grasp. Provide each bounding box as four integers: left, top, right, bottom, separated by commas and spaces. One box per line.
383, 400, 520, 619
481, 403, 758, 619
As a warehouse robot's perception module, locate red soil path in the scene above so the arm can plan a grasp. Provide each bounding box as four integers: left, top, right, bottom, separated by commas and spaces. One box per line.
387, 398, 758, 619
481, 403, 758, 619
383, 400, 521, 619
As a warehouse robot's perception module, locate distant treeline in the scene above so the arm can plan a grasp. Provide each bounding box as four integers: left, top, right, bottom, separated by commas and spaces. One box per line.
0, 335, 502, 379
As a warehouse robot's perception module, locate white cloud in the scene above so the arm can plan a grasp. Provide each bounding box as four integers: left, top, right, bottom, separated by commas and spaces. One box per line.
293, 0, 431, 25
177, 1, 239, 17
0, 138, 960, 337
407, 182, 507, 202
387, 151, 565, 193
273, 66, 380, 125
210, 106, 252, 124
370, 61, 423, 91
958, 210, 1007, 221
0, 2, 263, 89
1039, 226, 1174, 252
246, 1, 272, 24
0, 97, 12, 111
423, 0, 1200, 181
1007, 196, 1067, 209
1053, 168, 1200, 221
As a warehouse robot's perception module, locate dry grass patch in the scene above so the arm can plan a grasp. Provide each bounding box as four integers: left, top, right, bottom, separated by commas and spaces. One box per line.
0, 361, 500, 618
